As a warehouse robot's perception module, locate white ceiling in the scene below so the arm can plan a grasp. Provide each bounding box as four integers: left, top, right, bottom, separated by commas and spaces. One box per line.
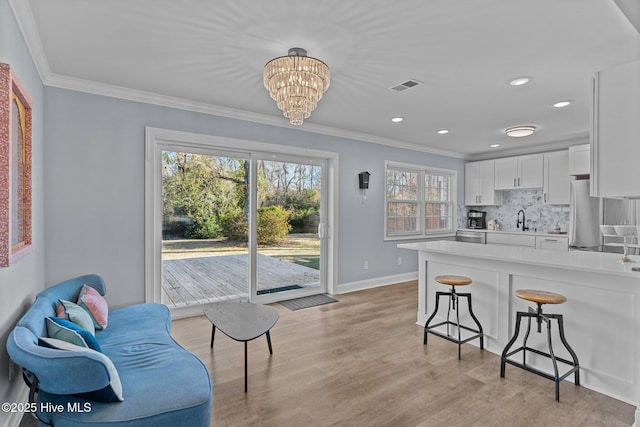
12, 0, 640, 158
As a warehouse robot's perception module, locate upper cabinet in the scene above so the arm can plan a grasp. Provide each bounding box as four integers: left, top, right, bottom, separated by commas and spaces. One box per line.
591, 60, 640, 198
494, 154, 543, 190
543, 151, 570, 205
465, 160, 502, 206
568, 144, 590, 176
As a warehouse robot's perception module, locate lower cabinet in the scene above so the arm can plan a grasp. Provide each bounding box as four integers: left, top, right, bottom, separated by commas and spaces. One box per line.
484, 232, 568, 251
486, 233, 536, 248
536, 236, 569, 251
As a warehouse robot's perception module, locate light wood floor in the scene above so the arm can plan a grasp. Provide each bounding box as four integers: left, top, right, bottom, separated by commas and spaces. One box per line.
171, 281, 635, 427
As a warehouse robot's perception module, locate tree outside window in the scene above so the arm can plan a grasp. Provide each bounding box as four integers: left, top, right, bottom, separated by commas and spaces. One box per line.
385, 162, 456, 239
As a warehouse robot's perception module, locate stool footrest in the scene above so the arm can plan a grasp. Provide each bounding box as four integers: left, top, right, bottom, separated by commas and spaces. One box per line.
426, 321, 482, 345
503, 346, 579, 382
426, 321, 483, 345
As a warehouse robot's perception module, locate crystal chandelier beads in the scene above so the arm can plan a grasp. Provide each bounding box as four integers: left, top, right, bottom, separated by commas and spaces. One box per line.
263, 48, 330, 125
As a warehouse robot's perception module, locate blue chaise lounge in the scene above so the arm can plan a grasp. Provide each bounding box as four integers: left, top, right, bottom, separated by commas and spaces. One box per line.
7, 274, 212, 426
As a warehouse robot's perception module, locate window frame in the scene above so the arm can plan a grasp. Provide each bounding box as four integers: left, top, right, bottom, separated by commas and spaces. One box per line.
384, 161, 457, 241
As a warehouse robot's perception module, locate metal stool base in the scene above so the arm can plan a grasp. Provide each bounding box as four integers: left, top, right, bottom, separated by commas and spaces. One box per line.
500, 304, 580, 401
424, 288, 484, 359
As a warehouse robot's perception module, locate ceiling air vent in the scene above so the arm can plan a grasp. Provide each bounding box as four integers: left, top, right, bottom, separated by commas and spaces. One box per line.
390, 79, 422, 93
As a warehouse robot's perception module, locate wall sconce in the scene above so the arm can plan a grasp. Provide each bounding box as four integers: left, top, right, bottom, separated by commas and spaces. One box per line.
358, 171, 370, 201
358, 171, 370, 189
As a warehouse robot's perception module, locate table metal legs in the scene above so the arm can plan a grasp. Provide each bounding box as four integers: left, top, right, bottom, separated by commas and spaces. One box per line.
266, 330, 273, 354
244, 341, 248, 392
210, 325, 274, 393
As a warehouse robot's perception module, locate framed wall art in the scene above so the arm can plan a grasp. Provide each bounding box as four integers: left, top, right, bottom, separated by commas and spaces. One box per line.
0, 62, 32, 267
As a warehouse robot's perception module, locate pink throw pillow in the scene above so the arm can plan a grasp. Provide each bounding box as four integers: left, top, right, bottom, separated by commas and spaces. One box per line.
55, 302, 69, 319
77, 284, 108, 330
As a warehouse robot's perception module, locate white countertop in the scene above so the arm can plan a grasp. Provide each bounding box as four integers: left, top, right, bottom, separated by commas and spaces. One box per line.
398, 240, 640, 278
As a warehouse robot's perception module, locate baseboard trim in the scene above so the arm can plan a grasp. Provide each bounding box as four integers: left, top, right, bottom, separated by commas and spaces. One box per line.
335, 272, 418, 294
3, 384, 29, 427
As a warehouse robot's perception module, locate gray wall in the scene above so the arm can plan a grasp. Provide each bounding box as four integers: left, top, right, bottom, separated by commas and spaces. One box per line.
0, 0, 45, 416
43, 87, 464, 306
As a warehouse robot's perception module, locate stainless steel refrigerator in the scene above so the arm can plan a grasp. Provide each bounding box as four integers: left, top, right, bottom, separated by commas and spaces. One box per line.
569, 179, 639, 249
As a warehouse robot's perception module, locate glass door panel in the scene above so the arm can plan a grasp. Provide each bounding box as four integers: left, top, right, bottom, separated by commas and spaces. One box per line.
161, 150, 249, 308
253, 159, 324, 300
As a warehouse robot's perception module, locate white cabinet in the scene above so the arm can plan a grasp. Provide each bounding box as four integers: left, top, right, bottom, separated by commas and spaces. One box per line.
486, 232, 536, 247
535, 236, 569, 251
494, 154, 543, 190
591, 60, 640, 198
465, 160, 502, 206
569, 144, 590, 176
485, 232, 568, 251
543, 151, 570, 205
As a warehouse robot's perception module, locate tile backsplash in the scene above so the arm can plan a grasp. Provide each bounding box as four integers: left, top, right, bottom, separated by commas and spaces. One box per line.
460, 189, 570, 233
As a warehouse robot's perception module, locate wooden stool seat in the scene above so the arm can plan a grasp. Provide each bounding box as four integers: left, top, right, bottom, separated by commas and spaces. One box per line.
515, 289, 567, 305
435, 275, 472, 286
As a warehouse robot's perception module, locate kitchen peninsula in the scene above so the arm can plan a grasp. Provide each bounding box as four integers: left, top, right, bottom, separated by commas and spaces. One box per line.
398, 240, 640, 417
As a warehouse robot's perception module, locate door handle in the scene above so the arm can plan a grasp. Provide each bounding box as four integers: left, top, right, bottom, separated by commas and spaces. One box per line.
518, 177, 521, 187
317, 223, 325, 240
513, 178, 516, 187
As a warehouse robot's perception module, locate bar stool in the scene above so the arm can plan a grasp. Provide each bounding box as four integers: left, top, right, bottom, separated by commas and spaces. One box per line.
500, 289, 580, 401
423, 275, 484, 359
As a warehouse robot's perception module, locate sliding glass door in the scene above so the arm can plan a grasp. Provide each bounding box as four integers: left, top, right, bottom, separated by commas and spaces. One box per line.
152, 136, 328, 311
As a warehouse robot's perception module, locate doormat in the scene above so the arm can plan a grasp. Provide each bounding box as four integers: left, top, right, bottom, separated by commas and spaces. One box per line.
257, 285, 303, 295
279, 294, 338, 311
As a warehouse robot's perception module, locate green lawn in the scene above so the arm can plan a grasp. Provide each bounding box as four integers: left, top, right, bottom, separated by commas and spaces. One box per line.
162, 233, 320, 270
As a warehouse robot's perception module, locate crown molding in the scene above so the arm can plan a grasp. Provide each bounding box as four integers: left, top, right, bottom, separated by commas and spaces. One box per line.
43, 73, 466, 159
9, 0, 51, 83
466, 134, 590, 161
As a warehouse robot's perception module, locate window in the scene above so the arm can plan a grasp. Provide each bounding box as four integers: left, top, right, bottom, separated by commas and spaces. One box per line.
385, 162, 456, 239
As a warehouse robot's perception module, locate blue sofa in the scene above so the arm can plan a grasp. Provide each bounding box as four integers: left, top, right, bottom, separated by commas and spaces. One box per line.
7, 274, 212, 426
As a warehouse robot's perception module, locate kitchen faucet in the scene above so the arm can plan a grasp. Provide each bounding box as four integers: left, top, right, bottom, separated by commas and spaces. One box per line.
517, 209, 528, 231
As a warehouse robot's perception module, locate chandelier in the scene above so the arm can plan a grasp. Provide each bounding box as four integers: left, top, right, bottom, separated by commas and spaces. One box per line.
263, 47, 330, 125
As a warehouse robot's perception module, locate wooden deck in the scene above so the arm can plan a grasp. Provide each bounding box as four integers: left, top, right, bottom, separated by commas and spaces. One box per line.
162, 253, 320, 308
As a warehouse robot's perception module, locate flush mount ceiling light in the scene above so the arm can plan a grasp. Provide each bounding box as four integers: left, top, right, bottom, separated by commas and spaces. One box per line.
509, 76, 532, 86
391, 117, 404, 123
553, 100, 573, 108
437, 129, 449, 134
505, 125, 536, 138
490, 144, 500, 148
263, 47, 330, 125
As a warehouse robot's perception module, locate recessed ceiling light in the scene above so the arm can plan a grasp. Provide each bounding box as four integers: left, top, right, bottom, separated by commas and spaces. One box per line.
553, 100, 572, 108
437, 129, 449, 134
490, 144, 500, 148
509, 77, 532, 86
505, 125, 536, 138
391, 117, 404, 123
